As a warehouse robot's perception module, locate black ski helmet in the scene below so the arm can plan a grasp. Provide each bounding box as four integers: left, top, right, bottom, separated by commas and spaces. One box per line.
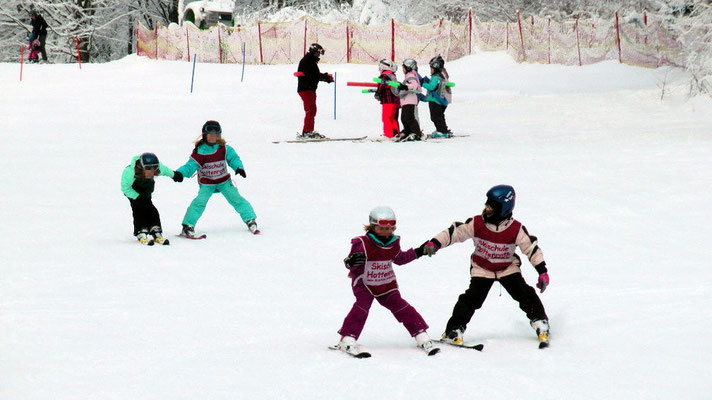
485, 185, 516, 220
139, 152, 159, 170
429, 55, 444, 71
309, 43, 325, 56
201, 120, 222, 142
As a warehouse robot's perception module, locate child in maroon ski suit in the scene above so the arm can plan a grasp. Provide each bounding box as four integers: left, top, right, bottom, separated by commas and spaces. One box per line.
335, 206, 438, 355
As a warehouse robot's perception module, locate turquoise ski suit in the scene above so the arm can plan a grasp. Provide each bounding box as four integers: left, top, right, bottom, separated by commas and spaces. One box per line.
176, 143, 256, 227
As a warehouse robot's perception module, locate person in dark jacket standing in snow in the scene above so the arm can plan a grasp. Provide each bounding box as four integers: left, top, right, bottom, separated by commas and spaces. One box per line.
296, 43, 333, 139
29, 8, 48, 62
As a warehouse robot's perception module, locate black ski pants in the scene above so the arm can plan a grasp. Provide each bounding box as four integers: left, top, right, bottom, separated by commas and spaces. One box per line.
445, 273, 548, 333
400, 104, 421, 135
128, 196, 161, 236
428, 102, 449, 133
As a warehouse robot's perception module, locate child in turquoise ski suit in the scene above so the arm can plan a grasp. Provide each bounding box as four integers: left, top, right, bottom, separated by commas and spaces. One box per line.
421, 55, 452, 136
176, 120, 258, 236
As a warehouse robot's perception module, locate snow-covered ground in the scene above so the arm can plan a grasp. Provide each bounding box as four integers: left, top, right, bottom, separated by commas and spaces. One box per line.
2, 53, 711, 400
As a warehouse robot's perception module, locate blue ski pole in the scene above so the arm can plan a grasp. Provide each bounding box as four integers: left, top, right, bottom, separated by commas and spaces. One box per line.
241, 42, 245, 83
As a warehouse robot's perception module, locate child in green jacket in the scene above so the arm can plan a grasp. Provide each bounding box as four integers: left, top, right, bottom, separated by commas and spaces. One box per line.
121, 152, 183, 245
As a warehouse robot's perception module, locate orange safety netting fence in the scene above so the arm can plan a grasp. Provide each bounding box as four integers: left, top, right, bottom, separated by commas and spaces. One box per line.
136, 11, 684, 69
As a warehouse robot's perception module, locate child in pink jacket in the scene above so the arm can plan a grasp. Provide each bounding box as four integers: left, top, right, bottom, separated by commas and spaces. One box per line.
397, 58, 423, 141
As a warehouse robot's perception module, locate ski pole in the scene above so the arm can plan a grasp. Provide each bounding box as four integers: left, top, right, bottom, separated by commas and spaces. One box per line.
346, 81, 377, 87
190, 54, 196, 93
240, 42, 245, 83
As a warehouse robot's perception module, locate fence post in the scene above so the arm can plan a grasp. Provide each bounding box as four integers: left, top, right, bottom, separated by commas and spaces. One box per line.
346, 22, 350, 63
643, 10, 648, 46
615, 11, 622, 63
575, 17, 582, 66
303, 19, 307, 55
506, 22, 509, 50
468, 9, 472, 55
218, 28, 222, 63
154, 24, 158, 59
75, 36, 82, 69
186, 27, 190, 62
258, 21, 264, 64
20, 45, 24, 81
391, 18, 395, 61
135, 21, 139, 55
517, 11, 525, 61
548, 17, 551, 64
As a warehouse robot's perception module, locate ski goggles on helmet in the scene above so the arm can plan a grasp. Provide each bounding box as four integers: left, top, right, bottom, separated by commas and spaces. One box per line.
142, 164, 159, 171
203, 122, 222, 134
375, 219, 397, 227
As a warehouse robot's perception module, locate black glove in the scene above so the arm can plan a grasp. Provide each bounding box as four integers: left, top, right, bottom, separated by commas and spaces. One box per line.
415, 239, 441, 258
323, 73, 334, 83
172, 171, 184, 182
398, 84, 408, 91
344, 252, 366, 268
235, 168, 246, 178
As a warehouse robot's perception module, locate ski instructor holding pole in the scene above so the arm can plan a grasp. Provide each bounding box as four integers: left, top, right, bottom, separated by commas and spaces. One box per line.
296, 43, 333, 140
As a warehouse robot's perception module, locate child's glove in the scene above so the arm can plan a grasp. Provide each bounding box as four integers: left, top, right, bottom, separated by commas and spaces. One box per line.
172, 171, 184, 182
397, 84, 408, 91
417, 93, 426, 102
415, 239, 440, 258
344, 252, 366, 268
235, 168, 246, 178
422, 76, 430, 84
536, 273, 550, 293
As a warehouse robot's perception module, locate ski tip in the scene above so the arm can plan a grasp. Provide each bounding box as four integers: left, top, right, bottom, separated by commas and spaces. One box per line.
538, 342, 549, 349
355, 352, 372, 358
427, 348, 441, 356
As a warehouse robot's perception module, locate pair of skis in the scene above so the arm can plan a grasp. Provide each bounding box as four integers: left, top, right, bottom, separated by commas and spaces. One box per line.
174, 227, 260, 241
329, 340, 484, 358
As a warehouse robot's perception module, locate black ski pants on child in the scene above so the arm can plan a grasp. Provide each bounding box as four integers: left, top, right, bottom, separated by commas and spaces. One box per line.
128, 196, 161, 236
428, 102, 449, 133
400, 104, 421, 135
445, 273, 548, 333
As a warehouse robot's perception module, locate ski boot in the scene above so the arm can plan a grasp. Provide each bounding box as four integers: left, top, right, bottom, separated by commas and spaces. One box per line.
150, 226, 169, 245
180, 224, 196, 238
415, 332, 440, 356
297, 131, 326, 140
332, 336, 371, 358
441, 328, 464, 345
429, 131, 453, 138
531, 319, 550, 348
246, 219, 260, 234
136, 229, 154, 246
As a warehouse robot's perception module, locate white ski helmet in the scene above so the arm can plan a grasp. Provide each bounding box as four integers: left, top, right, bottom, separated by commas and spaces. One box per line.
402, 58, 418, 72
369, 206, 396, 226
378, 59, 397, 72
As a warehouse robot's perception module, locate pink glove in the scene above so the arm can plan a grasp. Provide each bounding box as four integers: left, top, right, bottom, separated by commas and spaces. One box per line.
536, 273, 550, 293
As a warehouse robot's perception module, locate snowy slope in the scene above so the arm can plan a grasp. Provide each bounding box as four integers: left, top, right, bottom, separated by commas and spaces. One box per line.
2, 53, 711, 400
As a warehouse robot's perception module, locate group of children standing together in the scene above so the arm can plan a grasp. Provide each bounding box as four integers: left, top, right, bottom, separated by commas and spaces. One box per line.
374, 54, 453, 141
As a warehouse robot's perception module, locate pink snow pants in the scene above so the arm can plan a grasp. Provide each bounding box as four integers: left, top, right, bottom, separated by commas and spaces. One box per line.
338, 284, 428, 340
